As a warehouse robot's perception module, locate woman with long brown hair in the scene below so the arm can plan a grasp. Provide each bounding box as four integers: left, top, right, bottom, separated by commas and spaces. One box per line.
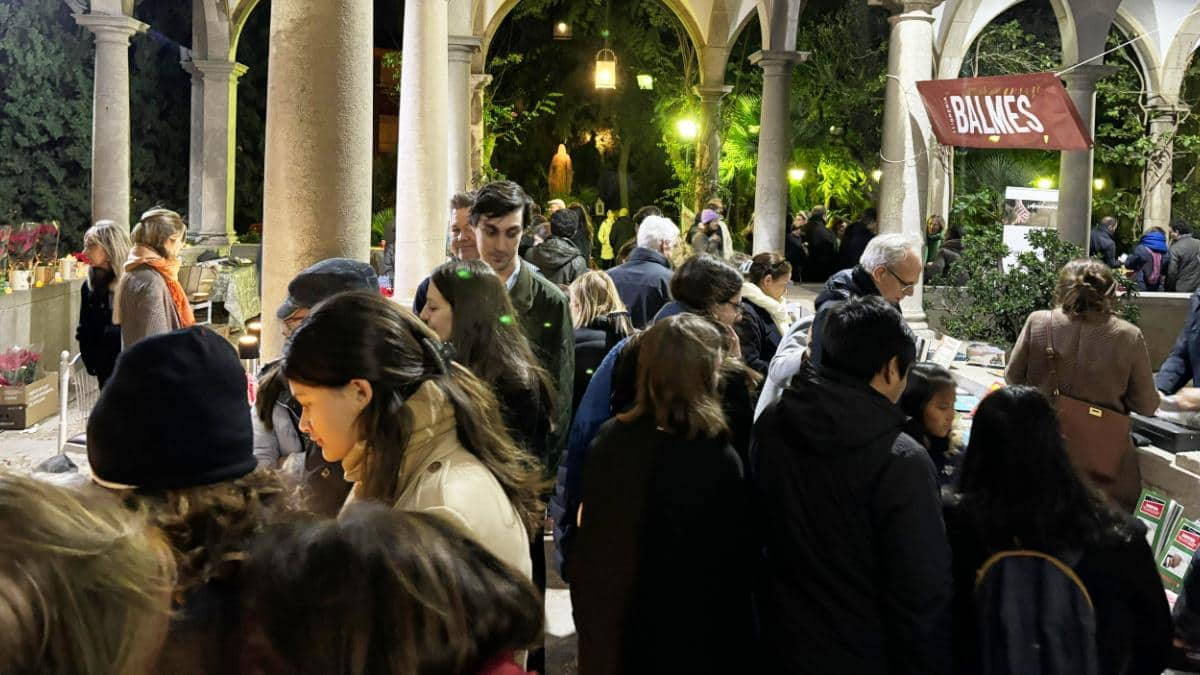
283, 291, 544, 579
571, 314, 754, 675
420, 259, 556, 468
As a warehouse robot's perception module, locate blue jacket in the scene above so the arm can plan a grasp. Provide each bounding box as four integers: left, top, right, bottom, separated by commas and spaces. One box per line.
1127, 230, 1170, 292
1156, 291, 1200, 394
606, 247, 673, 329
551, 335, 632, 579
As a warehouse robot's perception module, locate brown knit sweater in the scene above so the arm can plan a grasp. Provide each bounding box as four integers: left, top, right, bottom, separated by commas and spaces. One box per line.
1006, 308, 1160, 415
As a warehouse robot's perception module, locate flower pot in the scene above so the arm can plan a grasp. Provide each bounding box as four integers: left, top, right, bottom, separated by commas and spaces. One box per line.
8, 270, 30, 291
34, 265, 53, 286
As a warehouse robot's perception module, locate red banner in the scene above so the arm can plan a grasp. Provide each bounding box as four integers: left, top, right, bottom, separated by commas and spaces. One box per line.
916, 72, 1092, 151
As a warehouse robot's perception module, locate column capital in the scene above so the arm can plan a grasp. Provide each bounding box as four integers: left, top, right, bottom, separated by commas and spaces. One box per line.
1058, 63, 1119, 91
1146, 99, 1189, 122
695, 85, 733, 103
871, 0, 943, 16
448, 35, 482, 63
73, 12, 147, 43
470, 72, 493, 91
749, 50, 810, 70
189, 59, 249, 81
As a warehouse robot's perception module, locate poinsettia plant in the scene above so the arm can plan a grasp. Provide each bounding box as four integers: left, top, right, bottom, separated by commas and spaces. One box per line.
72, 251, 90, 264
35, 222, 59, 264
0, 347, 43, 387
7, 223, 37, 269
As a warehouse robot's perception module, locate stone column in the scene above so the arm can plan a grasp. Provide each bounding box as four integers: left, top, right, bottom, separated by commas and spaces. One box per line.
74, 12, 147, 229
393, 2, 450, 305
470, 73, 493, 188
877, 0, 940, 325
185, 59, 248, 244
750, 50, 805, 254
447, 37, 481, 195
695, 85, 732, 208
1057, 64, 1117, 251
260, 0, 373, 359
1143, 103, 1186, 234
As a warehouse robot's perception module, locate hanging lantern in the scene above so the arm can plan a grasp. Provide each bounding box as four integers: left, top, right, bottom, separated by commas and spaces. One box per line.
594, 49, 617, 90
636, 73, 653, 90
553, 22, 572, 40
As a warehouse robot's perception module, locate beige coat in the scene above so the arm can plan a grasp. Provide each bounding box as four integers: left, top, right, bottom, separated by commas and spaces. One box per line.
1007, 308, 1159, 416
342, 381, 532, 579
115, 265, 182, 348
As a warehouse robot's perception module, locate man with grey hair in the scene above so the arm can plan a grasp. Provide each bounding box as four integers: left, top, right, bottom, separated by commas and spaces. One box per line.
755, 232, 923, 418
606, 214, 679, 328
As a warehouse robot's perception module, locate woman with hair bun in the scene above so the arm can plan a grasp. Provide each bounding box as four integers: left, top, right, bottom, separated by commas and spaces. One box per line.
735, 252, 793, 374
1007, 258, 1160, 508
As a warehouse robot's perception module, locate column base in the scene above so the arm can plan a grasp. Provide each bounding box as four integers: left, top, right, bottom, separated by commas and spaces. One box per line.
189, 232, 232, 247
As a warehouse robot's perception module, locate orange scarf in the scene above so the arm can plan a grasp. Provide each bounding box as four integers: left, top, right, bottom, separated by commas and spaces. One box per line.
125, 246, 195, 327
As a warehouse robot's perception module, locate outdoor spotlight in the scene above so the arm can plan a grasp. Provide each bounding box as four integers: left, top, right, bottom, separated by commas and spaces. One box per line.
594, 49, 617, 90
788, 168, 806, 182
872, 169, 883, 182
676, 118, 698, 141
1036, 177, 1055, 190
1093, 178, 1106, 191
637, 73, 654, 90
553, 22, 572, 40
748, 124, 760, 135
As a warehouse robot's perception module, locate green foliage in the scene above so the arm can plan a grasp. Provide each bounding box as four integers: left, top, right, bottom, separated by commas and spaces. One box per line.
234, 2, 270, 232
0, 0, 94, 250
960, 19, 1058, 78
938, 225, 1138, 348
482, 88, 562, 184
371, 207, 394, 246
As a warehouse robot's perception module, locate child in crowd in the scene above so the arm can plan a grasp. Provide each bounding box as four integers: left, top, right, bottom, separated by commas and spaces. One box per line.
899, 363, 962, 486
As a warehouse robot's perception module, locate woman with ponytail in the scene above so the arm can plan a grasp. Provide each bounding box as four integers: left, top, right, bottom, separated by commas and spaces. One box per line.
1007, 258, 1160, 509
281, 291, 543, 579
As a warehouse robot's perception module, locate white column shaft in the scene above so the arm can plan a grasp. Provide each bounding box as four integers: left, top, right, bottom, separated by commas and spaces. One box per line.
878, 1, 939, 323
696, 85, 731, 207
75, 13, 147, 228
393, 1, 451, 305
447, 37, 480, 196
187, 59, 247, 244
470, 73, 493, 188
260, 0, 373, 358
1143, 108, 1181, 234
751, 52, 797, 254
1057, 64, 1116, 251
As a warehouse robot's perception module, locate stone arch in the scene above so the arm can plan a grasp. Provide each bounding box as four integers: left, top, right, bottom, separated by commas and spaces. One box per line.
755, 0, 801, 52
934, 0, 1078, 78
1158, 6, 1200, 103
229, 0, 263, 60
1112, 7, 1165, 99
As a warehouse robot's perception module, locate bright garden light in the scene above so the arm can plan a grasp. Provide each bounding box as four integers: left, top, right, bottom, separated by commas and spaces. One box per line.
1036, 177, 1055, 190
553, 22, 572, 40
1093, 178, 1106, 191
594, 49, 617, 90
872, 169, 883, 182
637, 74, 653, 90
788, 168, 806, 182
676, 118, 698, 141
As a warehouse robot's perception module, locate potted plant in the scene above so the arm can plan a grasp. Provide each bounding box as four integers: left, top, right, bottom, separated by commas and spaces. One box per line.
0, 346, 42, 387
33, 222, 59, 286
6, 223, 37, 291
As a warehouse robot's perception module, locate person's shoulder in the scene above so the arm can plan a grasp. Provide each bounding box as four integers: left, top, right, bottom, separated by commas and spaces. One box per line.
529, 267, 568, 302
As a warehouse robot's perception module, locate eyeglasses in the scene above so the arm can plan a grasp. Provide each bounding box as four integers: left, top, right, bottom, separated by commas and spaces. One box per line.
885, 267, 917, 292
722, 300, 744, 316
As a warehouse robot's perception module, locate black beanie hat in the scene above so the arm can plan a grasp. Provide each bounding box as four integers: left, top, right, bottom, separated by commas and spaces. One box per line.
88, 326, 256, 490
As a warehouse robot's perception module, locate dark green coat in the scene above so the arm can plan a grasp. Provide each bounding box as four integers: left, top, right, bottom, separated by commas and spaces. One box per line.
510, 261, 575, 473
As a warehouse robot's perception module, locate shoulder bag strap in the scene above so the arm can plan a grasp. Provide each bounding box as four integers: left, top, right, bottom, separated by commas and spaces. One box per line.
1041, 312, 1061, 396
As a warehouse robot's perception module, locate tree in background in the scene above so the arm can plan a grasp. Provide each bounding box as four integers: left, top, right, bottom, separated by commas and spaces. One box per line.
0, 0, 93, 250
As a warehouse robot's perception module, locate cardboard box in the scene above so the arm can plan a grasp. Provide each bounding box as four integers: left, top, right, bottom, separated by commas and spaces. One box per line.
0, 372, 58, 430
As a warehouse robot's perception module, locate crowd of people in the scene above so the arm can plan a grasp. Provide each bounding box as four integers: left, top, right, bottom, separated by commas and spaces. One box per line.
17, 178, 1200, 675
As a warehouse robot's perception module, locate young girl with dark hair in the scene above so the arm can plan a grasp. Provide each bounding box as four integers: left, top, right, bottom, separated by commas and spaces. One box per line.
420, 259, 557, 468
944, 386, 1171, 675
242, 504, 543, 675
282, 291, 544, 580
571, 314, 755, 675
899, 363, 960, 485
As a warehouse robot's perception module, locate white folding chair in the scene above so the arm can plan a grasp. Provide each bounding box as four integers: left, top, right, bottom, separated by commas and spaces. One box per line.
56, 351, 99, 455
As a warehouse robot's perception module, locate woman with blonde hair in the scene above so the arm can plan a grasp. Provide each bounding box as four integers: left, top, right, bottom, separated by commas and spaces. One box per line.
1007, 258, 1160, 508
115, 208, 193, 347
283, 291, 544, 580
0, 472, 176, 675
571, 314, 754, 675
77, 220, 132, 386
569, 271, 634, 414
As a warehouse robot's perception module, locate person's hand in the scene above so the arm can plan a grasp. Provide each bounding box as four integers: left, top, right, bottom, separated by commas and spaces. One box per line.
1175, 387, 1200, 411
725, 323, 742, 360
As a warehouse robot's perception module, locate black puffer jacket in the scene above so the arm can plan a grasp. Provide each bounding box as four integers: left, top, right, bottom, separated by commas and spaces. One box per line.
753, 368, 951, 675
735, 299, 782, 375
525, 237, 588, 287
573, 314, 628, 415
809, 266, 881, 367
76, 267, 122, 387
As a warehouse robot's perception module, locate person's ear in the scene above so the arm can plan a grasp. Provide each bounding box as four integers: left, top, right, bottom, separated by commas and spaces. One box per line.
349, 378, 374, 413
885, 356, 902, 386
